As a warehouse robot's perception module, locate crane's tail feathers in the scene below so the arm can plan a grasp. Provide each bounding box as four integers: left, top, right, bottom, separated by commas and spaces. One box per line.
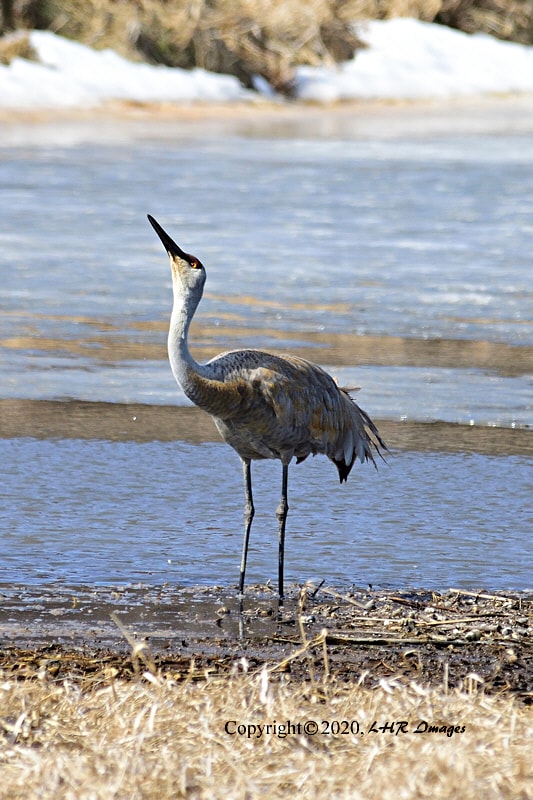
333, 402, 388, 484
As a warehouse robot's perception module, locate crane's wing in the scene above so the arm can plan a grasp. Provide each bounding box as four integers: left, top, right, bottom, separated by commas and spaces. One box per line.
231, 353, 387, 481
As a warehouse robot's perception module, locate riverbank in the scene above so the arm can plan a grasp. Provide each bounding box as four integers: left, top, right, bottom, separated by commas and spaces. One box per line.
2, 94, 533, 143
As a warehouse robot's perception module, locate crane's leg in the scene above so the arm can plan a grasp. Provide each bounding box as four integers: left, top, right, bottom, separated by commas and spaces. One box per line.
239, 458, 254, 596
276, 462, 289, 602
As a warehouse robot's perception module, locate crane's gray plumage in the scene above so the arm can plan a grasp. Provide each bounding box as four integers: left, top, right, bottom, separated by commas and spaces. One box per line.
148, 214, 386, 600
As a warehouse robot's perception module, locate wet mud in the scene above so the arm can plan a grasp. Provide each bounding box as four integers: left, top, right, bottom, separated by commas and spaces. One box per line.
3, 322, 532, 376
1, 584, 531, 701
2, 95, 533, 143
1, 399, 531, 456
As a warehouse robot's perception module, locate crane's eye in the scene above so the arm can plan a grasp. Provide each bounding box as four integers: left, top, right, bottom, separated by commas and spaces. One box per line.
189, 257, 200, 269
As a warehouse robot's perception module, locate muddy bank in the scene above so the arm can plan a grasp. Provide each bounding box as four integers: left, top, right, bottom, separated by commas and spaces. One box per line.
4, 325, 532, 376
1, 585, 531, 700
2, 95, 533, 145
1, 399, 531, 456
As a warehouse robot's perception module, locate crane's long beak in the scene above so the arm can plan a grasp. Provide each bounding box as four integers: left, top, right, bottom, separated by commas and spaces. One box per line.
147, 215, 188, 260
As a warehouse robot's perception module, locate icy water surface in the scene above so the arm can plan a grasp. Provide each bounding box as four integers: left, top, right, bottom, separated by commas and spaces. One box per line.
1, 107, 532, 592
2, 134, 533, 349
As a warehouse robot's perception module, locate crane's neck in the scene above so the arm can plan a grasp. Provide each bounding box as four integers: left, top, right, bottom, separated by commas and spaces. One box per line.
167, 283, 249, 419
168, 287, 203, 399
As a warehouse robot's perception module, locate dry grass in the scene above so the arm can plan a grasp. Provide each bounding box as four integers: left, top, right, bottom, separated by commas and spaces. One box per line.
0, 662, 532, 800
2, 0, 532, 93
0, 28, 36, 62
437, 0, 533, 45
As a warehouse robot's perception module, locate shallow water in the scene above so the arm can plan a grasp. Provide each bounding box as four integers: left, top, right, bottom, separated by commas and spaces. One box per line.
1, 438, 531, 591
1, 356, 530, 427
1, 107, 532, 592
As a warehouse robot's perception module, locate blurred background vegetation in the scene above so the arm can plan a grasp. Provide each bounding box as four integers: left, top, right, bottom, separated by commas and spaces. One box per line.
1, 0, 532, 94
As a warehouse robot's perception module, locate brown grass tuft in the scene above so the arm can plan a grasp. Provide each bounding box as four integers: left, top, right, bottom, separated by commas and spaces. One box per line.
436, 0, 533, 46
0, 29, 37, 63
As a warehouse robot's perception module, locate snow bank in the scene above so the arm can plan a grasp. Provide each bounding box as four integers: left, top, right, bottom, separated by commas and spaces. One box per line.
0, 18, 532, 109
0, 30, 249, 108
295, 18, 533, 101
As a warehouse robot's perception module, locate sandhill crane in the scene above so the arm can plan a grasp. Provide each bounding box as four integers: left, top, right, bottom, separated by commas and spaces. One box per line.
148, 215, 386, 600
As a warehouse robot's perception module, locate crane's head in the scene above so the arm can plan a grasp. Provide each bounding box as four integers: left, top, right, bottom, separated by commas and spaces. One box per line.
147, 215, 206, 295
